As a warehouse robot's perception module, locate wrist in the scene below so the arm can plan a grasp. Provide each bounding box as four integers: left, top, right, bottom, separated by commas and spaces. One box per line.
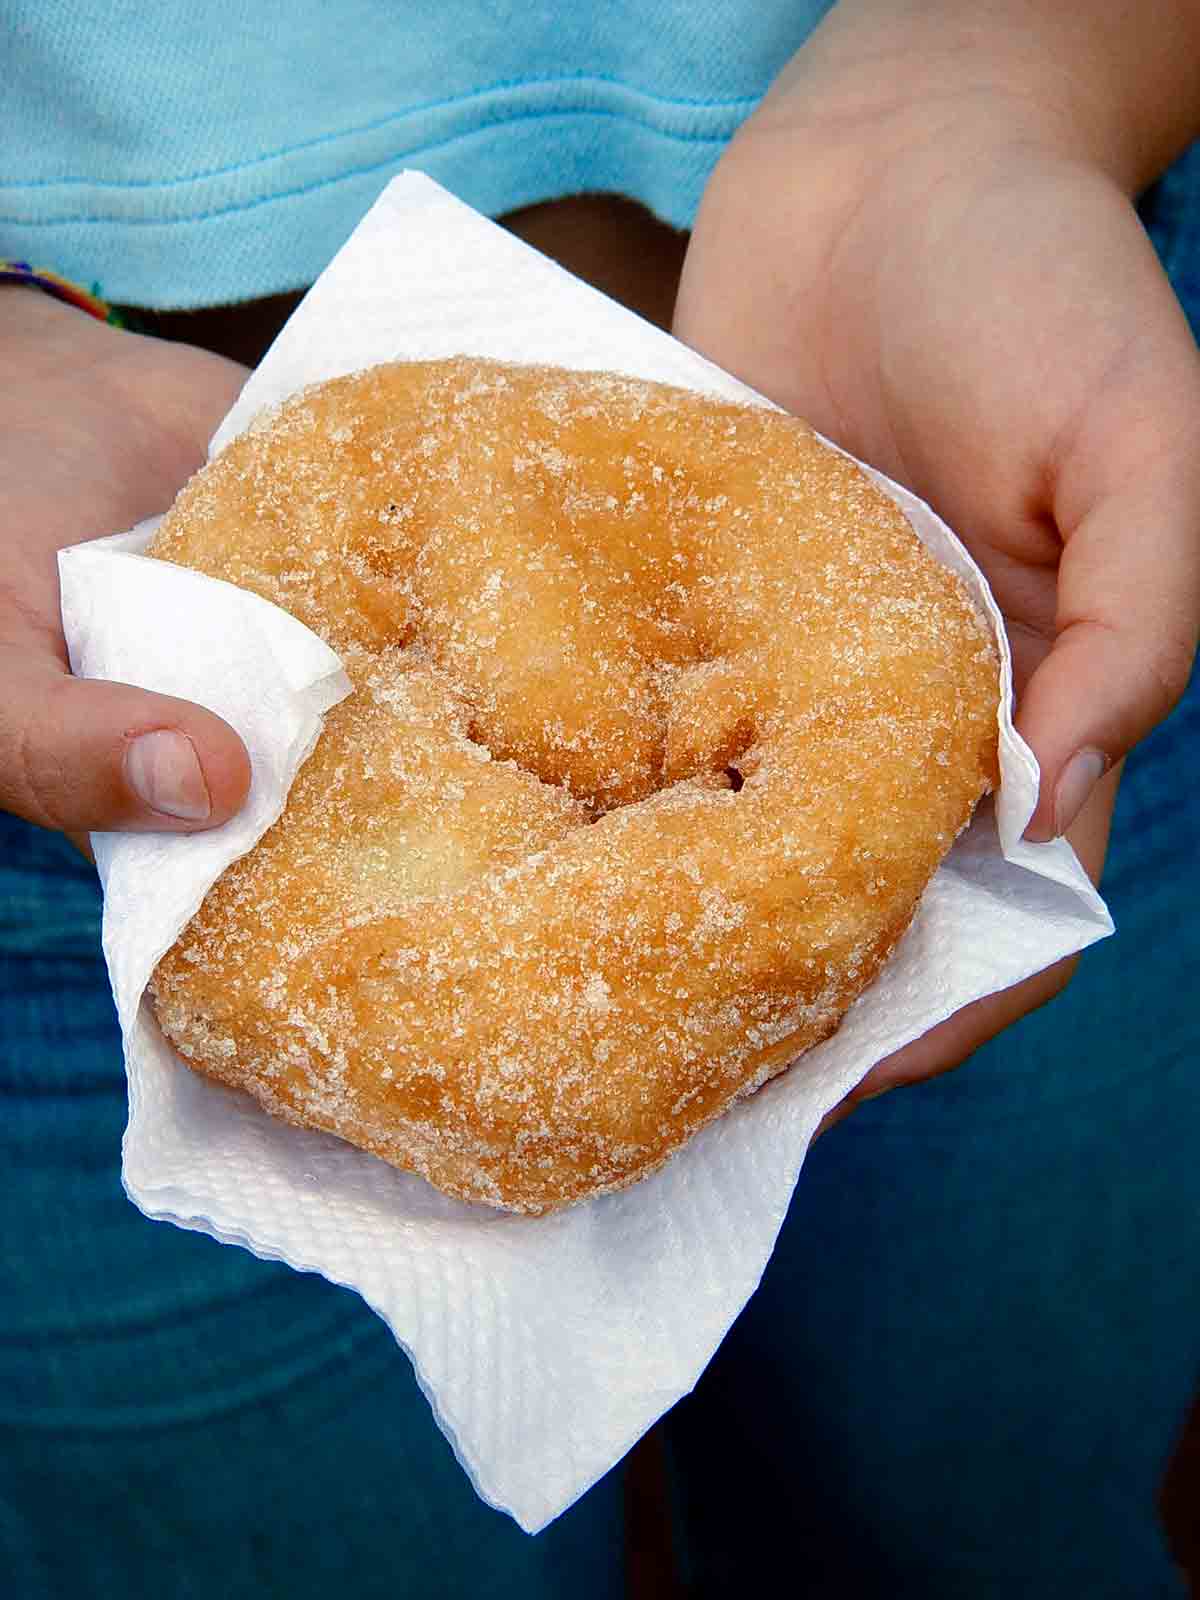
768, 0, 1200, 195
0, 279, 121, 371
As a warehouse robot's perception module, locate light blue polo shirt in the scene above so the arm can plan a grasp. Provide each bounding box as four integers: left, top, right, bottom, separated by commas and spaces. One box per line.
2, 1, 831, 308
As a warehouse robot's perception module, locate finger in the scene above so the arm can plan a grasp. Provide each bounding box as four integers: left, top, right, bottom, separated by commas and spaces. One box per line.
816, 762, 1119, 1136
1021, 285, 1200, 841
0, 658, 250, 835
814, 952, 1078, 1140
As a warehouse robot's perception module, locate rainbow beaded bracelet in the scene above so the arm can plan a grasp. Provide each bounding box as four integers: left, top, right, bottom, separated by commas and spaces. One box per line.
0, 260, 128, 327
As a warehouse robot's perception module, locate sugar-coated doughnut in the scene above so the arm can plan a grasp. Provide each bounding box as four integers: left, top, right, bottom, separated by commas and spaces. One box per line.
147, 359, 999, 1213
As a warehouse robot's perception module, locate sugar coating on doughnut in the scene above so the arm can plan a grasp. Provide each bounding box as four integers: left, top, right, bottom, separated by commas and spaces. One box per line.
147, 359, 999, 1213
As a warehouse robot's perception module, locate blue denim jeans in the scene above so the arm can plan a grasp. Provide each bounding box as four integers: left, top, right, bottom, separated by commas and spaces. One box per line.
0, 816, 625, 1595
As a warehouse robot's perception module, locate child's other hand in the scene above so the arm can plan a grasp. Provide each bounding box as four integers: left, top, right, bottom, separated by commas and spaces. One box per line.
675, 0, 1200, 1100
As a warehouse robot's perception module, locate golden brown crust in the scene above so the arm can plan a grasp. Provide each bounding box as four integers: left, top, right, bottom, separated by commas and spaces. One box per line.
147, 359, 999, 1213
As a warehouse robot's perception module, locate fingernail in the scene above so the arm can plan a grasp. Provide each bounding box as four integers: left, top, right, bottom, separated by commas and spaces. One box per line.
1052, 748, 1107, 839
125, 730, 211, 821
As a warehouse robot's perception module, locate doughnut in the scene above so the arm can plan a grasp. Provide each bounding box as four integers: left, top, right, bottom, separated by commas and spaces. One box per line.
147, 359, 999, 1214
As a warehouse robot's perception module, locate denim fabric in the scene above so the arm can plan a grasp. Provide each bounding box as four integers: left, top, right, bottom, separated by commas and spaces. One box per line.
0, 819, 625, 1595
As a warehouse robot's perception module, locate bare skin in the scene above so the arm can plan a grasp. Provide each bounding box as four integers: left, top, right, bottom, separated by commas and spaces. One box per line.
675, 0, 1200, 1112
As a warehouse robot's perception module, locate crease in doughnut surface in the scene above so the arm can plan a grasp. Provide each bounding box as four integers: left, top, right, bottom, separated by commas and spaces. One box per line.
147, 359, 1000, 1213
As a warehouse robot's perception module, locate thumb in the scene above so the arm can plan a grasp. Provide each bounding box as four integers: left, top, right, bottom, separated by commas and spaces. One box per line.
1, 657, 251, 835
1019, 429, 1200, 842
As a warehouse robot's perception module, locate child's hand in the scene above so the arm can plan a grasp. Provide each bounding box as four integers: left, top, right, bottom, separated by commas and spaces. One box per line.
0, 291, 252, 838
675, 0, 1200, 1102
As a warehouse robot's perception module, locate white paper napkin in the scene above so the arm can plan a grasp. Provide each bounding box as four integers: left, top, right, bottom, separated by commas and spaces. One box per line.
58, 172, 1112, 1533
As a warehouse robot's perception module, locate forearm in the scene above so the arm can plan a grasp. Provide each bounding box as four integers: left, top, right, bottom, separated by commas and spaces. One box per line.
767, 0, 1200, 192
